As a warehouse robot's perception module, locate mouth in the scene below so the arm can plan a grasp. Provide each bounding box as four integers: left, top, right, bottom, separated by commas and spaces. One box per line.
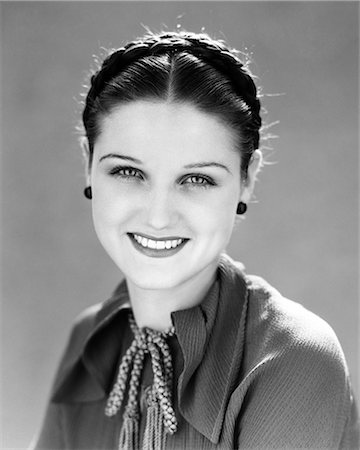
127, 233, 189, 258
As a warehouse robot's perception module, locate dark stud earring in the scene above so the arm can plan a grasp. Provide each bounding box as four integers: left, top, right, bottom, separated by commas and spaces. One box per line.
236, 202, 247, 215
84, 186, 92, 200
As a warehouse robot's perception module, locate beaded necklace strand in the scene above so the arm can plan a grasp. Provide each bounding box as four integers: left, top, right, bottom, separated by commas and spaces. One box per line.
105, 311, 178, 450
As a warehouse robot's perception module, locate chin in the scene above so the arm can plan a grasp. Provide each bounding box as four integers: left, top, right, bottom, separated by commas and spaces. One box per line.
126, 270, 185, 291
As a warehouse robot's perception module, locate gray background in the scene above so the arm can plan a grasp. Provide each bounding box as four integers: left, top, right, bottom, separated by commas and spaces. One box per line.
1, 2, 359, 448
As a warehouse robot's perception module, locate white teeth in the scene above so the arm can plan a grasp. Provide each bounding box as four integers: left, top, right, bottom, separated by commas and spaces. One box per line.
132, 234, 185, 250
148, 239, 157, 249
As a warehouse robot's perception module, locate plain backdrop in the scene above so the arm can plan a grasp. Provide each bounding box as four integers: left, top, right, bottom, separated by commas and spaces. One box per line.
1, 2, 359, 448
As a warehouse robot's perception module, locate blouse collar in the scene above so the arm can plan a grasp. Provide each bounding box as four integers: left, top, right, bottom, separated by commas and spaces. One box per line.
51, 254, 248, 445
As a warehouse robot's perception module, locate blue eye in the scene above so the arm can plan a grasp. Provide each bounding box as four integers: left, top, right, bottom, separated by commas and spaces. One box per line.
182, 174, 216, 187
108, 166, 143, 180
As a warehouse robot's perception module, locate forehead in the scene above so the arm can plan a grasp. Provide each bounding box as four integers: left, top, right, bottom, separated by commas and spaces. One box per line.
94, 101, 240, 165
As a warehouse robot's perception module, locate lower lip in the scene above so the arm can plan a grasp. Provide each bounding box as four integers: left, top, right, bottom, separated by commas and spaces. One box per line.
128, 234, 188, 258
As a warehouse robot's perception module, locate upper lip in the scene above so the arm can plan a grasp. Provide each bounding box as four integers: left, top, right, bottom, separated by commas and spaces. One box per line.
129, 232, 189, 241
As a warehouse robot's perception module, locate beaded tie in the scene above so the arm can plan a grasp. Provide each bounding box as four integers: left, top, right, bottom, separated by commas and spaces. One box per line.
105, 312, 178, 450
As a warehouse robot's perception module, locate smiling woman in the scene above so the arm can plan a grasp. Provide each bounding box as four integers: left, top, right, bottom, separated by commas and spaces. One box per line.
31, 31, 359, 449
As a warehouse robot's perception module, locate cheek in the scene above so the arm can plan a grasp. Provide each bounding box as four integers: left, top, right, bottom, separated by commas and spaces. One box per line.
92, 175, 141, 217
90, 184, 136, 236
190, 190, 238, 239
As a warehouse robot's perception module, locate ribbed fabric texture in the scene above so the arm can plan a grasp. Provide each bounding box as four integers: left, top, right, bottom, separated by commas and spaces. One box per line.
31, 255, 359, 449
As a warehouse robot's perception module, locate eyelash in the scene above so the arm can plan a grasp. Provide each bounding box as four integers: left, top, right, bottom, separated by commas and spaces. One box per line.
107, 166, 216, 188
181, 174, 216, 188
108, 166, 142, 179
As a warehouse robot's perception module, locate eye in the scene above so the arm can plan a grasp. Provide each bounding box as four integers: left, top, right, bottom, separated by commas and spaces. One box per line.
108, 166, 143, 180
182, 174, 216, 188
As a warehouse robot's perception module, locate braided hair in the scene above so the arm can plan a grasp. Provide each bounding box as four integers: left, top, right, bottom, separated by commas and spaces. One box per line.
82, 31, 262, 178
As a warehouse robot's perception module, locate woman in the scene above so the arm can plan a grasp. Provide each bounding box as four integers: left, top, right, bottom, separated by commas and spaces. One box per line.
32, 31, 359, 449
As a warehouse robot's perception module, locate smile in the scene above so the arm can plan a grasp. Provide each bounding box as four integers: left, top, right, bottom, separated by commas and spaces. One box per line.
133, 233, 185, 249
128, 233, 189, 258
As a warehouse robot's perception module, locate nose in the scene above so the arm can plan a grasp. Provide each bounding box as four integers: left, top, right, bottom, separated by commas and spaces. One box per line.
143, 186, 178, 230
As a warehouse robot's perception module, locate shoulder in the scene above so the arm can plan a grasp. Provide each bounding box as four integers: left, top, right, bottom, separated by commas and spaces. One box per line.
54, 280, 128, 371
244, 273, 346, 364
227, 271, 357, 447
219, 255, 348, 374
49, 287, 129, 402
63, 279, 129, 361
241, 273, 351, 412
51, 302, 104, 385
64, 303, 103, 358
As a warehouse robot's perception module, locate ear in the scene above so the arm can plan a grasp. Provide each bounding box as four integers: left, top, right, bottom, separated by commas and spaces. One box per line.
239, 150, 263, 204
80, 136, 92, 185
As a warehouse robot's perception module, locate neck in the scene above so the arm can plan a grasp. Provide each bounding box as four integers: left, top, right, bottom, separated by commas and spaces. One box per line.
127, 262, 218, 332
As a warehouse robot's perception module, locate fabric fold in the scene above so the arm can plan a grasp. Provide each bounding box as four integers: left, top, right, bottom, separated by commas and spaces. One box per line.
173, 255, 248, 443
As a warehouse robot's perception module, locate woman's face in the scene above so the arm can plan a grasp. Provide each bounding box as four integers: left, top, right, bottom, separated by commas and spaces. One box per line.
88, 101, 246, 291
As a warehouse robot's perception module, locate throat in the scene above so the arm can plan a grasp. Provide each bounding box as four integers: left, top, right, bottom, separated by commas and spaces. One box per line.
127, 264, 218, 331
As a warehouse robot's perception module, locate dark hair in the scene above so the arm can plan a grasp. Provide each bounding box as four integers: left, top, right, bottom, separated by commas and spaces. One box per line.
82, 31, 262, 178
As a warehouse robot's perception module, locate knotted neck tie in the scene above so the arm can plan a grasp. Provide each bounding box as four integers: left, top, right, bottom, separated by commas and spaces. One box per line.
105, 311, 178, 450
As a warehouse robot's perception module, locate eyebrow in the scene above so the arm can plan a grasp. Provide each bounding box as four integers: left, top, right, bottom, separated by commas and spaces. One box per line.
99, 154, 143, 164
184, 162, 231, 174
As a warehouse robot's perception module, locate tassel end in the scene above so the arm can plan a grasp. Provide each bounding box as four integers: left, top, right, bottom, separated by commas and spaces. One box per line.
118, 415, 139, 450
